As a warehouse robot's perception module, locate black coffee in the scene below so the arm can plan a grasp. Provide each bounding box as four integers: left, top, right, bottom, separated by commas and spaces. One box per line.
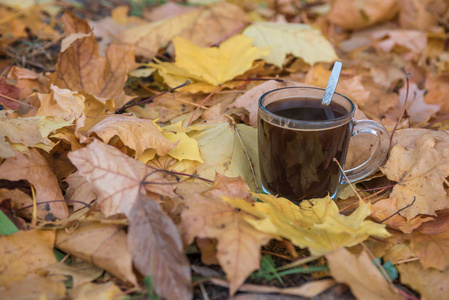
258, 97, 352, 202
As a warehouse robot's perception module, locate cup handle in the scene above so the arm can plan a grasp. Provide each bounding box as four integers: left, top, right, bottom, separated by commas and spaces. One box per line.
341, 120, 390, 184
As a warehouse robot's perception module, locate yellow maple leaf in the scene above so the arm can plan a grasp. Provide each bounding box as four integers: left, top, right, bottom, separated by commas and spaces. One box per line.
149, 34, 269, 93
224, 194, 390, 256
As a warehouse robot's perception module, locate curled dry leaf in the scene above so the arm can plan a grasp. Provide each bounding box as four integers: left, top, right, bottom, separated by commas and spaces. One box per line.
128, 193, 192, 300
119, 2, 249, 59
381, 130, 449, 220
51, 10, 136, 108
44, 260, 104, 289
88, 114, 174, 159
55, 222, 137, 286
180, 193, 273, 295
64, 171, 97, 212
36, 85, 85, 120
0, 229, 57, 286
243, 22, 338, 67
0, 149, 68, 220
326, 248, 403, 300
67, 139, 177, 217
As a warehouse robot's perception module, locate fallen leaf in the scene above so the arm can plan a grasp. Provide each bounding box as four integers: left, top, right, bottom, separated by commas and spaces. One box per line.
64, 171, 97, 212
69, 281, 122, 300
44, 259, 103, 289
88, 114, 174, 159
144, 2, 198, 21
402, 210, 449, 271
0, 275, 66, 299
371, 197, 434, 233
180, 193, 273, 295
327, 0, 399, 29
372, 29, 427, 61
0, 229, 57, 285
160, 122, 203, 162
230, 194, 390, 256
128, 193, 192, 300
55, 221, 137, 286
119, 2, 249, 59
51, 10, 136, 108
0, 77, 20, 109
210, 277, 335, 298
150, 34, 269, 93
0, 149, 68, 219
398, 81, 440, 124
0, 111, 73, 158
188, 122, 260, 191
204, 173, 253, 203
398, 260, 449, 300
0, 188, 33, 218
399, 0, 438, 30
36, 84, 85, 120
6, 66, 50, 99
243, 22, 338, 67
381, 130, 449, 220
196, 238, 219, 265
326, 248, 402, 300
68, 139, 177, 217
424, 74, 449, 115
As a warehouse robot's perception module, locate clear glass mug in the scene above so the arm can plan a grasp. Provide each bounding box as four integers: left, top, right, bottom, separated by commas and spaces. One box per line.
257, 86, 390, 203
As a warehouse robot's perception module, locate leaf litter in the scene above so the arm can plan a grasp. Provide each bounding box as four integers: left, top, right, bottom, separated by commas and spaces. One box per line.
0, 1, 449, 299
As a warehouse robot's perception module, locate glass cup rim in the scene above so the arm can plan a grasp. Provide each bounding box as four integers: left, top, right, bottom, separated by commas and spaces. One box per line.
258, 86, 356, 127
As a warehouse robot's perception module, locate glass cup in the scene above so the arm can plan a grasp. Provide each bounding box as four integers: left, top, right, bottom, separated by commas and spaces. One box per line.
258, 86, 390, 202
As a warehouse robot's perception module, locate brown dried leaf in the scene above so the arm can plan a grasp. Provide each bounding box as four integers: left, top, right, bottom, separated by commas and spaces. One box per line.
7, 66, 50, 100
119, 2, 249, 59
88, 114, 174, 159
0, 275, 66, 300
69, 281, 122, 300
0, 77, 20, 109
128, 193, 192, 300
399, 82, 440, 125
398, 260, 449, 300
326, 248, 403, 300
44, 260, 103, 289
51, 10, 137, 108
36, 85, 86, 120
67, 139, 177, 217
204, 173, 253, 203
0, 229, 57, 285
424, 74, 449, 115
0, 149, 68, 220
180, 193, 272, 295
64, 171, 97, 212
381, 130, 449, 220
55, 222, 137, 286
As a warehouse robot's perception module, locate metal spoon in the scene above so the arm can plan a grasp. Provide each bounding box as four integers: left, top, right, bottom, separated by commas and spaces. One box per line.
322, 61, 342, 120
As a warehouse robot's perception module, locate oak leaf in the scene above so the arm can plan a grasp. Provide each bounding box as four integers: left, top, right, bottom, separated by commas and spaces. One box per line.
55, 222, 137, 285
180, 193, 273, 295
0, 229, 57, 285
381, 130, 449, 220
119, 2, 249, 59
0, 149, 68, 219
128, 193, 192, 300
87, 114, 174, 159
326, 248, 403, 300
150, 35, 269, 93
67, 139, 177, 217
243, 22, 338, 67
51, 10, 136, 108
230, 194, 390, 256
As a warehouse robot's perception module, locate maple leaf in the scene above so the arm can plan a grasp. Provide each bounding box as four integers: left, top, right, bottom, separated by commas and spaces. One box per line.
0, 149, 68, 219
50, 10, 137, 108
398, 81, 440, 124
119, 2, 250, 59
229, 194, 390, 256
326, 248, 403, 300
159, 122, 203, 163
243, 22, 338, 67
64, 171, 97, 212
149, 34, 269, 93
55, 222, 137, 286
381, 130, 449, 220
36, 84, 85, 120
128, 193, 192, 300
67, 139, 177, 217
187, 122, 260, 191
0, 275, 66, 300
87, 114, 174, 159
180, 193, 273, 295
6, 66, 50, 100
0, 229, 57, 285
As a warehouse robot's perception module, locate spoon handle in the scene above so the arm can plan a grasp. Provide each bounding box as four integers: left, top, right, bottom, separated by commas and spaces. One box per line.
322, 61, 342, 106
